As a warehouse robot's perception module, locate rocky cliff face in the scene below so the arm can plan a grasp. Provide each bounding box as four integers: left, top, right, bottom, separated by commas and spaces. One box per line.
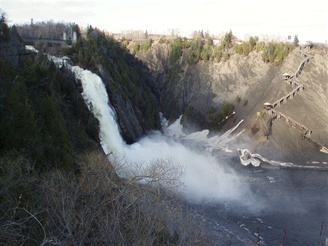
137, 43, 328, 164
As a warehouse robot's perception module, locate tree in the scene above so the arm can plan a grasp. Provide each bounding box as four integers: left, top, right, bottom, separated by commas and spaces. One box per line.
0, 10, 10, 41
249, 36, 258, 51
188, 37, 203, 64
222, 30, 233, 50
0, 77, 40, 151
169, 37, 183, 63
38, 95, 73, 171
0, 10, 5, 23
293, 35, 299, 46
201, 45, 211, 61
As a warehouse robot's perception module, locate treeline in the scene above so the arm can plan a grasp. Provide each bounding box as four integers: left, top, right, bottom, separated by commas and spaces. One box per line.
15, 20, 80, 41
156, 30, 233, 64
234, 37, 295, 66
136, 30, 296, 66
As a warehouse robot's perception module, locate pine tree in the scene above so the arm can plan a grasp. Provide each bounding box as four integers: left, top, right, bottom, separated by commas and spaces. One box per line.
293, 35, 299, 47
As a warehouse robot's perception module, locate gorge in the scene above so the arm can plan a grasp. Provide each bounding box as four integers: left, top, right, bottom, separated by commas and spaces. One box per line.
1, 21, 328, 245
65, 52, 328, 245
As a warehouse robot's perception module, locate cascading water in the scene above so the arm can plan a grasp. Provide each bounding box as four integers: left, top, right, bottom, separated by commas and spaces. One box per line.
70, 66, 124, 156
69, 64, 249, 202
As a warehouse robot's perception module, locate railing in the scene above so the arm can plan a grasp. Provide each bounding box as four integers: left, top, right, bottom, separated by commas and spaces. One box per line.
262, 48, 327, 154
22, 37, 71, 46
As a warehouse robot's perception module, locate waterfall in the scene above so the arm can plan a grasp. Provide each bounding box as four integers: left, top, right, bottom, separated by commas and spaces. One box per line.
68, 63, 249, 202
70, 66, 124, 155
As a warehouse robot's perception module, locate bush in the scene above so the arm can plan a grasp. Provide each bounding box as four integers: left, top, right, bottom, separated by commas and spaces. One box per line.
140, 38, 153, 52
223, 52, 230, 62
208, 103, 234, 131
159, 37, 170, 44
132, 42, 140, 54
214, 46, 223, 62
0, 152, 209, 245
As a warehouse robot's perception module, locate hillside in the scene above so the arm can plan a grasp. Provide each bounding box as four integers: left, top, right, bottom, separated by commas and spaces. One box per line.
136, 41, 328, 164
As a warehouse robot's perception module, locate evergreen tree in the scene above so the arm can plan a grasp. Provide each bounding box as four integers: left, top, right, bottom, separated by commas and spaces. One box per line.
293, 35, 299, 46
0, 77, 40, 151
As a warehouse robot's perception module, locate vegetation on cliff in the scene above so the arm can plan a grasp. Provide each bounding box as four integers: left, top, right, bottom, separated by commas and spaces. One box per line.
135, 30, 296, 66
0, 49, 99, 172
65, 26, 161, 142
132, 30, 297, 132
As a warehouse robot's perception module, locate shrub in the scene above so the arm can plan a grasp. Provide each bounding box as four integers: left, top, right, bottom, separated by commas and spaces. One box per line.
208, 103, 234, 131
132, 42, 140, 54
214, 47, 223, 62
159, 37, 169, 44
140, 38, 153, 52
0, 152, 209, 245
223, 52, 230, 62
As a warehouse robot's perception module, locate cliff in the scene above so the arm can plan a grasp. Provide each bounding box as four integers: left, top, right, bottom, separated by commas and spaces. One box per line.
137, 42, 328, 164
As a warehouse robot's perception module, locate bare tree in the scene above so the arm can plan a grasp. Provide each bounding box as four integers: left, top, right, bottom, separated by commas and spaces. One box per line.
0, 151, 209, 245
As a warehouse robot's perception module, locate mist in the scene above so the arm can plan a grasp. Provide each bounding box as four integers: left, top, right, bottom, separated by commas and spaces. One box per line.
71, 64, 254, 204
126, 133, 247, 202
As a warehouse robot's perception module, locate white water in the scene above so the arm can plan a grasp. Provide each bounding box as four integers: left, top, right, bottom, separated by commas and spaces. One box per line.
70, 66, 124, 155
70, 64, 249, 202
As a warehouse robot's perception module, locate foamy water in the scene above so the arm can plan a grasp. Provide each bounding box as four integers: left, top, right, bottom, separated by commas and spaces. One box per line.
68, 63, 249, 202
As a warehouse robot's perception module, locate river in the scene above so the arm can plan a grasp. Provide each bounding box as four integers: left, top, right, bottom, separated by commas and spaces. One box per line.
194, 166, 328, 245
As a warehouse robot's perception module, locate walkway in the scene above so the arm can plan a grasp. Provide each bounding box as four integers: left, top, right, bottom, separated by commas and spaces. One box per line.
263, 48, 328, 154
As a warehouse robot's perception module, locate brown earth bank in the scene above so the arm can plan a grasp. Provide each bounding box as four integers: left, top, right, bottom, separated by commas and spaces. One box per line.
137, 43, 328, 165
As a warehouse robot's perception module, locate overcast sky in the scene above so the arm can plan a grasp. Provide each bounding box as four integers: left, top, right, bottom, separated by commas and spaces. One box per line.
1, 0, 327, 43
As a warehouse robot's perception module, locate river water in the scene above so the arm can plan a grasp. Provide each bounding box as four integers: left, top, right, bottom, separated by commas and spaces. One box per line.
193, 166, 328, 245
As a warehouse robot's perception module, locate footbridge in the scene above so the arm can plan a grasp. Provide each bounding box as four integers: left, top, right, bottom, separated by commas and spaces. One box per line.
22, 37, 71, 46
270, 84, 304, 109
262, 48, 327, 154
294, 55, 312, 78
271, 110, 311, 138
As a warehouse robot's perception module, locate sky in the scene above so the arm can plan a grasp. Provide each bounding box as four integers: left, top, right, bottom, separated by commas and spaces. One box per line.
1, 0, 327, 43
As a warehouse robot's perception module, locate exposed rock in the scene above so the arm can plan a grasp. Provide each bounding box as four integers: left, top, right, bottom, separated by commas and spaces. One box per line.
138, 43, 328, 164
96, 63, 145, 144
